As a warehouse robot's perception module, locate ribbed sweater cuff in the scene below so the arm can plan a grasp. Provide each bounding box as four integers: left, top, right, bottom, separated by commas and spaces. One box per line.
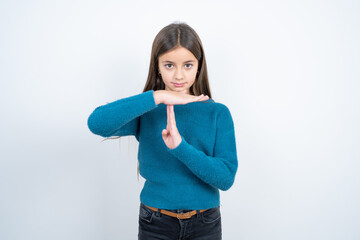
166, 135, 191, 159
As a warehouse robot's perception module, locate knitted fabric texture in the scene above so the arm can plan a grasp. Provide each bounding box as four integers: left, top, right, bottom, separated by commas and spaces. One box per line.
87, 90, 238, 210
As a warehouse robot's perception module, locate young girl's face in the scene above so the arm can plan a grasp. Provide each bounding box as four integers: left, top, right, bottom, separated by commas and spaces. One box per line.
158, 46, 199, 94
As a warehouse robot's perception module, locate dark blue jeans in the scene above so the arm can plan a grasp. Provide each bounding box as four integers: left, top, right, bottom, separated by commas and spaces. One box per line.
138, 202, 222, 240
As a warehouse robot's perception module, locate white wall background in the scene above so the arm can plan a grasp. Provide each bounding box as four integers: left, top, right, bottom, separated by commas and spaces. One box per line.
1, 0, 359, 239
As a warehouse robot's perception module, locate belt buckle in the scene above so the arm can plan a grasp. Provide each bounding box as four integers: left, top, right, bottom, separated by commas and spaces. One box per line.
177, 211, 191, 219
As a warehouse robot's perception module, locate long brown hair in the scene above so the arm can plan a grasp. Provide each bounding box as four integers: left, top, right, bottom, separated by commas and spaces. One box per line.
104, 21, 213, 181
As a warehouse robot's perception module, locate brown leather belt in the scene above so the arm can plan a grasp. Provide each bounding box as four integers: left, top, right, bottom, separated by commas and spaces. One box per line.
144, 205, 208, 220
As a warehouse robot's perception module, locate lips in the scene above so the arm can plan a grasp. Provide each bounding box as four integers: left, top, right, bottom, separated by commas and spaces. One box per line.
173, 83, 185, 87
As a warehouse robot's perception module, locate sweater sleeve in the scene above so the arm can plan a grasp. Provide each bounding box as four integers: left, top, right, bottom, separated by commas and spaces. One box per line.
87, 90, 158, 138
166, 106, 238, 191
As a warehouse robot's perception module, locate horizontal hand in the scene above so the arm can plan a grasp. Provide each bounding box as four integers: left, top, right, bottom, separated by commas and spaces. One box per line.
154, 90, 209, 105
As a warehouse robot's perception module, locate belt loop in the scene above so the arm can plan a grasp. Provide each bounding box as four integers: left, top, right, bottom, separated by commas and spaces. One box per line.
156, 208, 161, 217
196, 210, 200, 219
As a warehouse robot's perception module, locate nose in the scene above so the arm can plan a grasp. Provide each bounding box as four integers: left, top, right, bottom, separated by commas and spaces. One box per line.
175, 68, 184, 80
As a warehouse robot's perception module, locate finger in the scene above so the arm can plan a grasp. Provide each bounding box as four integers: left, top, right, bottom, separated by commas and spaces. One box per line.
170, 105, 176, 126
168, 105, 175, 132
166, 104, 170, 125
199, 94, 209, 101
162, 129, 167, 136
167, 105, 172, 131
202, 95, 209, 100
196, 94, 207, 100
162, 129, 167, 141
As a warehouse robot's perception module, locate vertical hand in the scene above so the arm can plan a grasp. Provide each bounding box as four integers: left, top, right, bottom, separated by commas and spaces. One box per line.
161, 105, 182, 149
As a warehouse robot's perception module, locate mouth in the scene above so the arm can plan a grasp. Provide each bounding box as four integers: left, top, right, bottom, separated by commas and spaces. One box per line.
172, 82, 185, 87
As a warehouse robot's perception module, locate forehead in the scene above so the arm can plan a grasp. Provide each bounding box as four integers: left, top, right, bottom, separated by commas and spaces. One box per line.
159, 47, 197, 63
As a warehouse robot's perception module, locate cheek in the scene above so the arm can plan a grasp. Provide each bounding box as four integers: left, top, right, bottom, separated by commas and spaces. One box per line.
161, 72, 173, 82
187, 70, 197, 80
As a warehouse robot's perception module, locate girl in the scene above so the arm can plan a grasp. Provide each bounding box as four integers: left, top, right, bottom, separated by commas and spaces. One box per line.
87, 22, 238, 240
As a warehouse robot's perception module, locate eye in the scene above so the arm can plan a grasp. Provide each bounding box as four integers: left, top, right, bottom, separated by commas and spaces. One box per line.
165, 64, 173, 69
185, 64, 192, 69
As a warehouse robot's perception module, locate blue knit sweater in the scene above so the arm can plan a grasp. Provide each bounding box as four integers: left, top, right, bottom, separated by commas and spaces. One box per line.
87, 90, 238, 210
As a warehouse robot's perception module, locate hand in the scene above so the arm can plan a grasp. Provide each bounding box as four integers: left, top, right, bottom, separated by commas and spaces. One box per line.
161, 104, 182, 149
154, 90, 209, 105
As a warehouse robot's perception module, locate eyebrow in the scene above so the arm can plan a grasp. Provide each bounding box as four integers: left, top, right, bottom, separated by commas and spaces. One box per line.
161, 60, 196, 63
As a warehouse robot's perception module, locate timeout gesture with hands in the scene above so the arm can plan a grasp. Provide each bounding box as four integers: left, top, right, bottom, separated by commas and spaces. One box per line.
155, 90, 209, 149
